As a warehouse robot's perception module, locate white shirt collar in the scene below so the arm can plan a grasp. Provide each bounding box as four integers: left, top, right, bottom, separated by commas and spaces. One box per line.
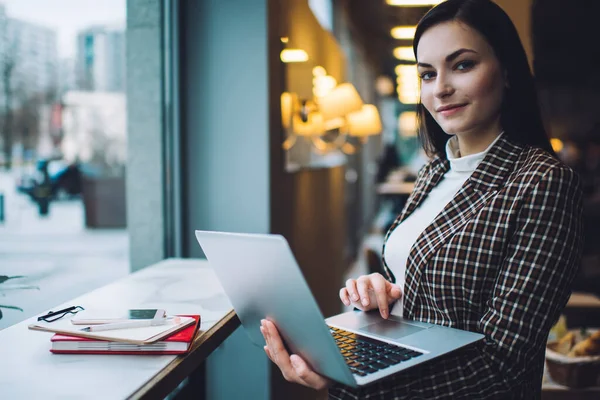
445, 132, 504, 173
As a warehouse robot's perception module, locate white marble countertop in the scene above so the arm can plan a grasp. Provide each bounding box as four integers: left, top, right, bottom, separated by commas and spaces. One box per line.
0, 258, 233, 400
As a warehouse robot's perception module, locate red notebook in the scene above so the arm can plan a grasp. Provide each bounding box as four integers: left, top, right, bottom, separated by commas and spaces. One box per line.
50, 315, 201, 355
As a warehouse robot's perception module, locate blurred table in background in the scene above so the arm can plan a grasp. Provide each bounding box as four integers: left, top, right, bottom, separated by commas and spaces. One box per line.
377, 167, 416, 198
376, 181, 415, 196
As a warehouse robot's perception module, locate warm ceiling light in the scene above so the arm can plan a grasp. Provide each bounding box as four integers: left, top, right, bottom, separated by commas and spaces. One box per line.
386, 0, 444, 6
551, 138, 564, 153
280, 37, 289, 43
312, 66, 327, 76
398, 111, 418, 137
280, 49, 308, 63
393, 46, 415, 61
398, 91, 419, 104
391, 26, 416, 39
396, 65, 419, 104
313, 75, 337, 98
395, 64, 416, 76
375, 75, 395, 96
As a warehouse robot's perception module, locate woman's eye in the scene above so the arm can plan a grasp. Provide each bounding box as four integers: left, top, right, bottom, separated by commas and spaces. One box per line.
455, 60, 475, 71
420, 71, 435, 81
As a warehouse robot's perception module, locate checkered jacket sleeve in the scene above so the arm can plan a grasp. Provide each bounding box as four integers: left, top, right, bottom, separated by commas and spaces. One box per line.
330, 165, 584, 399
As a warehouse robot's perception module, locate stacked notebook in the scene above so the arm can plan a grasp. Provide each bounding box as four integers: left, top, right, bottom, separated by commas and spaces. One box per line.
29, 315, 201, 355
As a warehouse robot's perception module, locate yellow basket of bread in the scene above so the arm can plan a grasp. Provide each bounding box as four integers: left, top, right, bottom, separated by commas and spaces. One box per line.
546, 323, 600, 388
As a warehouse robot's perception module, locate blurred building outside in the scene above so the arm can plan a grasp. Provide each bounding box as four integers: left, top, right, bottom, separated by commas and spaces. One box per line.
61, 90, 126, 174
76, 24, 125, 92
0, 1, 126, 171
0, 3, 60, 169
0, 4, 59, 101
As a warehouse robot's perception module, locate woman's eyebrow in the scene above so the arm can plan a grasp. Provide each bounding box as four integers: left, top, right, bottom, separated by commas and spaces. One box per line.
417, 48, 478, 68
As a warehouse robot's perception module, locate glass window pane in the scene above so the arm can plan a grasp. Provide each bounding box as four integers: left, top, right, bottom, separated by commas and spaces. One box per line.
0, 0, 129, 329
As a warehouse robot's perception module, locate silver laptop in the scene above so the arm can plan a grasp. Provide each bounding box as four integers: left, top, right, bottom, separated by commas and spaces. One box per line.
195, 230, 484, 388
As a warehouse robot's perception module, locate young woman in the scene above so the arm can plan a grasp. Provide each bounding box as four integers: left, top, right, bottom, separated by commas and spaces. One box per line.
261, 0, 584, 398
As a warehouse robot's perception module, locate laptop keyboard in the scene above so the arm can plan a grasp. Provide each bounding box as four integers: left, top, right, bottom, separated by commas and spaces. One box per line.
328, 326, 424, 377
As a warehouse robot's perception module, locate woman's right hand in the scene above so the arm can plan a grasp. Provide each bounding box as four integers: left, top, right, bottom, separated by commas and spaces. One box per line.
339, 273, 402, 319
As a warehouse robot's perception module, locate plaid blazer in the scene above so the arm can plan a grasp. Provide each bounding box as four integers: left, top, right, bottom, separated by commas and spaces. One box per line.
330, 134, 584, 399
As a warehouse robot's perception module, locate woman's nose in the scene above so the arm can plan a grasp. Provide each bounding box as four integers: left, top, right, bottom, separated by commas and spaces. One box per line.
434, 74, 455, 99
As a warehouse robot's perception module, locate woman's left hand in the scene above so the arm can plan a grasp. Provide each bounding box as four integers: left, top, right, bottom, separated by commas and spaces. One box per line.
260, 319, 332, 390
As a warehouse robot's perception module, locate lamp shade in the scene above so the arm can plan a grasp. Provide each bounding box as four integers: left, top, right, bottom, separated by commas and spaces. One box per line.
318, 82, 363, 121
324, 117, 346, 131
346, 105, 382, 137
280, 92, 296, 129
313, 75, 337, 98
293, 111, 325, 136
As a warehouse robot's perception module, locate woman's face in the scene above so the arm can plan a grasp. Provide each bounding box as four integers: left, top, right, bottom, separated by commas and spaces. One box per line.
416, 21, 505, 137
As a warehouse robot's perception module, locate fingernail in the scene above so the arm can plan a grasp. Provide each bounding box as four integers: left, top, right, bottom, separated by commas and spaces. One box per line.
291, 357, 300, 369
381, 309, 388, 319
352, 294, 359, 301
362, 298, 369, 306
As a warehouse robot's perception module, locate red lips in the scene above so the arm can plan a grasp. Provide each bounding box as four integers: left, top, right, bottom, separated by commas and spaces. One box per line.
436, 103, 468, 112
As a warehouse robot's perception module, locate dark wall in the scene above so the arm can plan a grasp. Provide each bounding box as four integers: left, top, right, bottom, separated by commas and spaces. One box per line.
532, 0, 600, 140
279, 166, 347, 319
532, 0, 600, 296
532, 0, 600, 88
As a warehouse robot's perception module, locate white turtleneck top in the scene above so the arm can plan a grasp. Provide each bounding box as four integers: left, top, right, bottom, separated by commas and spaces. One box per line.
385, 132, 504, 317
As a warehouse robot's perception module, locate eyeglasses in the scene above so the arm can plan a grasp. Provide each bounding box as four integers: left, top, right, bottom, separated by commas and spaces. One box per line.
37, 306, 85, 323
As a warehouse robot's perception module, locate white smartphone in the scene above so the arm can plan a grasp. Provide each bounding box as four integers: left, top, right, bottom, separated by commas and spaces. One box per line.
70, 309, 167, 325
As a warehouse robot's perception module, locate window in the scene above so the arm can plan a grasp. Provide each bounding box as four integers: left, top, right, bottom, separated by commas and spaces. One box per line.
0, 0, 129, 330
